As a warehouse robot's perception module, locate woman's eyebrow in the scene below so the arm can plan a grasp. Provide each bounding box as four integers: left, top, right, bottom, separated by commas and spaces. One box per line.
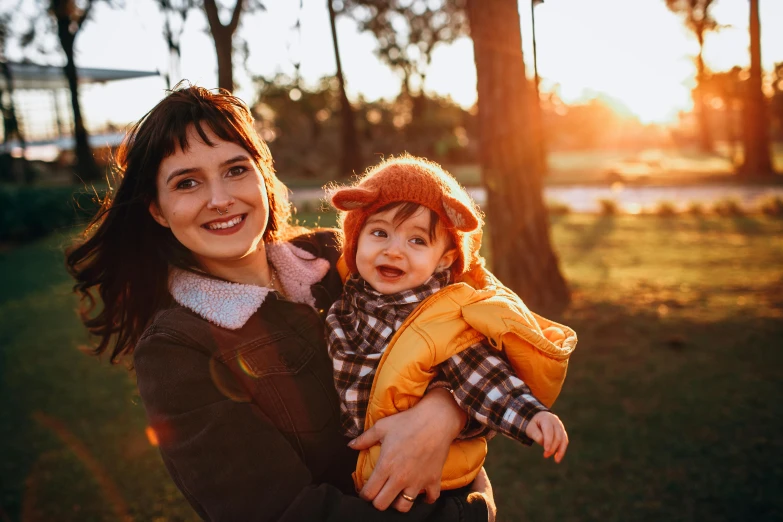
220, 154, 251, 167
166, 155, 250, 184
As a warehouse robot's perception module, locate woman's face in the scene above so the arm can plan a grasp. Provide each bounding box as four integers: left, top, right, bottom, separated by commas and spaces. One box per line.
150, 124, 270, 267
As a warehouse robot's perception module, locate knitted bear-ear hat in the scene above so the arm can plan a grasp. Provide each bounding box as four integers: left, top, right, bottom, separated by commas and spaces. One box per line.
330, 155, 483, 277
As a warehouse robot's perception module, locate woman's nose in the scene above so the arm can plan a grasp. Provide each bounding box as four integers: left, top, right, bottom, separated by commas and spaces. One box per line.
205, 182, 235, 211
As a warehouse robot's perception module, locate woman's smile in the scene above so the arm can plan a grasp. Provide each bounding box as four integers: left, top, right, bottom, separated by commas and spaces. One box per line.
202, 213, 247, 234
150, 124, 271, 272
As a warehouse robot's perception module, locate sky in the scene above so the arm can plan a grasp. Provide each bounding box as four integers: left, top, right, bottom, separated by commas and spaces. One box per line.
6, 0, 783, 131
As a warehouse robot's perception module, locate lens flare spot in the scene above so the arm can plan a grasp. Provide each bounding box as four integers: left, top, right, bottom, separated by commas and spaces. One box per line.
237, 354, 253, 376
145, 426, 159, 447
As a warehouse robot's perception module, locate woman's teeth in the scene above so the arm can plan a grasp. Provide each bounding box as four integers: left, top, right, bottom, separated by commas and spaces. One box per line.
207, 215, 244, 230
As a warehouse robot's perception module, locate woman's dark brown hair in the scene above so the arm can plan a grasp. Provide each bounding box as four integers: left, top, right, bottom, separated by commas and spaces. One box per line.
66, 85, 292, 363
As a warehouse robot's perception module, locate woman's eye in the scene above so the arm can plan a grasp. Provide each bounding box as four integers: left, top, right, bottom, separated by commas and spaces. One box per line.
176, 178, 198, 190
227, 165, 247, 177
371, 229, 387, 238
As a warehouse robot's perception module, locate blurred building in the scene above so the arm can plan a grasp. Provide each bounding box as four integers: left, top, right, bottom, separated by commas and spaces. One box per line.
0, 61, 158, 161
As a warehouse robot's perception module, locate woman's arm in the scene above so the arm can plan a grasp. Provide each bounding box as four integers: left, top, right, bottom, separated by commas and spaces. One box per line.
134, 328, 488, 522
349, 388, 469, 513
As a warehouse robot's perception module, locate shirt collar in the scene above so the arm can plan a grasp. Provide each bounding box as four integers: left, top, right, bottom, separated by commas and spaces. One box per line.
169, 241, 331, 330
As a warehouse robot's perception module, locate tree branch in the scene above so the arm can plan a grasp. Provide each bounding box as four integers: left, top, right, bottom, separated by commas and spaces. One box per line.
75, 0, 95, 32
228, 0, 244, 33
203, 0, 222, 32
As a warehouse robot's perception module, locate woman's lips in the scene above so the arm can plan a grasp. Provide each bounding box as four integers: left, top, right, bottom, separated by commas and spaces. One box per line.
202, 214, 247, 235
377, 265, 405, 279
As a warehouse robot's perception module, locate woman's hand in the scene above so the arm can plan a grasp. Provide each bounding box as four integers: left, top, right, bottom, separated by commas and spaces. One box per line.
348, 388, 467, 512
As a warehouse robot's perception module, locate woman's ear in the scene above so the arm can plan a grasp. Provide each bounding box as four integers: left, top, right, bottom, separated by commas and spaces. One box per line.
442, 195, 479, 231
148, 201, 170, 228
436, 248, 458, 272
331, 187, 380, 211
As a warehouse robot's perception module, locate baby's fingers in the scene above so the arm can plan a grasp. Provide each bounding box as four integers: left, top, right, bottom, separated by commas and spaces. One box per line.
554, 430, 569, 463
541, 419, 555, 456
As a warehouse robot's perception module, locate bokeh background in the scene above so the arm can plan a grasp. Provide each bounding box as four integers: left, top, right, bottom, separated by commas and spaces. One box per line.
1, 0, 782, 521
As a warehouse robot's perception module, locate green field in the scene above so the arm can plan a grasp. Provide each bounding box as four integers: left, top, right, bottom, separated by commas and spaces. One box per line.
1, 214, 782, 521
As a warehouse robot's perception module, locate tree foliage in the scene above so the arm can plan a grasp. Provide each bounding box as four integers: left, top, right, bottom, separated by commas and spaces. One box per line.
343, 0, 468, 118
157, 0, 196, 88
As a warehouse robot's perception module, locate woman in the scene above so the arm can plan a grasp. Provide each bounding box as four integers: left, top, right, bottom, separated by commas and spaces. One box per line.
66, 86, 495, 521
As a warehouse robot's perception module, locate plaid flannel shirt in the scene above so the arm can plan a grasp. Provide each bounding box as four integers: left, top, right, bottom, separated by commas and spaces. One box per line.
326, 271, 548, 446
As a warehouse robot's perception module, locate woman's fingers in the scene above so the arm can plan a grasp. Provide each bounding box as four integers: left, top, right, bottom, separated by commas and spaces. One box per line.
371, 476, 405, 511
349, 422, 383, 451
359, 465, 388, 503
391, 490, 419, 513
423, 482, 441, 504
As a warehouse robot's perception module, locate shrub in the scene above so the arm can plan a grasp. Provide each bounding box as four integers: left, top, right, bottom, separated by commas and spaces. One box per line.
597, 198, 618, 216
0, 185, 104, 243
758, 195, 783, 217
547, 200, 572, 215
712, 198, 745, 217
655, 201, 677, 217
686, 201, 705, 216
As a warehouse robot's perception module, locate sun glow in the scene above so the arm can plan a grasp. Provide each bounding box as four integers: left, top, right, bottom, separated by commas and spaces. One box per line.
8, 0, 783, 130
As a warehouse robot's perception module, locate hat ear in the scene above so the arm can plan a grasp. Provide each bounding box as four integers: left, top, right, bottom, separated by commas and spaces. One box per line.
442, 195, 479, 232
331, 187, 380, 211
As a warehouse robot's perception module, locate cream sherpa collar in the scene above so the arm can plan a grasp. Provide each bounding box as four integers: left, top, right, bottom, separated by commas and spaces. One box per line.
169, 241, 331, 330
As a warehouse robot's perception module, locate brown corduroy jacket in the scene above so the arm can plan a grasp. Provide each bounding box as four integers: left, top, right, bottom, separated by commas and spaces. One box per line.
133, 230, 489, 522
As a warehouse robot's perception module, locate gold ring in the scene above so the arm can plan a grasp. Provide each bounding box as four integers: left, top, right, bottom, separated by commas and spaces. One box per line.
400, 493, 416, 503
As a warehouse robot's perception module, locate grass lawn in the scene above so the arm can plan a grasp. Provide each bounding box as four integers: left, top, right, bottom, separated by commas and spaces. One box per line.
1, 214, 782, 521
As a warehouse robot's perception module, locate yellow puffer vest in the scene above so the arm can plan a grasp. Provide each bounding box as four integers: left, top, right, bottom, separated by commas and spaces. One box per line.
336, 258, 577, 491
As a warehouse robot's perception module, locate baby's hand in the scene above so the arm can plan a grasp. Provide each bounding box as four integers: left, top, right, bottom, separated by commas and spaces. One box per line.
524, 411, 569, 463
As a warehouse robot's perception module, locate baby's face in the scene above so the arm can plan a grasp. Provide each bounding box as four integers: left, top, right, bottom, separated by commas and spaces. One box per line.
356, 206, 455, 295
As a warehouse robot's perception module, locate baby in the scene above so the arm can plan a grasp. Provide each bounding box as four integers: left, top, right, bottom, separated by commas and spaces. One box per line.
326, 155, 577, 495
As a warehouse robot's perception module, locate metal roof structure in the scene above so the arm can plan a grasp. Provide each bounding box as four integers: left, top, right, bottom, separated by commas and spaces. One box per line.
0, 61, 159, 91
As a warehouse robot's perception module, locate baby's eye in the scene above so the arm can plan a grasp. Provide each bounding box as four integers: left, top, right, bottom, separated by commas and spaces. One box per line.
176, 178, 198, 190
227, 165, 247, 177
370, 229, 388, 238
410, 237, 427, 246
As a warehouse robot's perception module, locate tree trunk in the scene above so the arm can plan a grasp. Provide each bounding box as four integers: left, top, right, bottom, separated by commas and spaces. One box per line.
57, 18, 101, 182
739, 0, 776, 178
214, 28, 234, 92
530, 0, 548, 175
466, 0, 570, 314
327, 0, 362, 178
695, 32, 713, 153
203, 0, 244, 93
